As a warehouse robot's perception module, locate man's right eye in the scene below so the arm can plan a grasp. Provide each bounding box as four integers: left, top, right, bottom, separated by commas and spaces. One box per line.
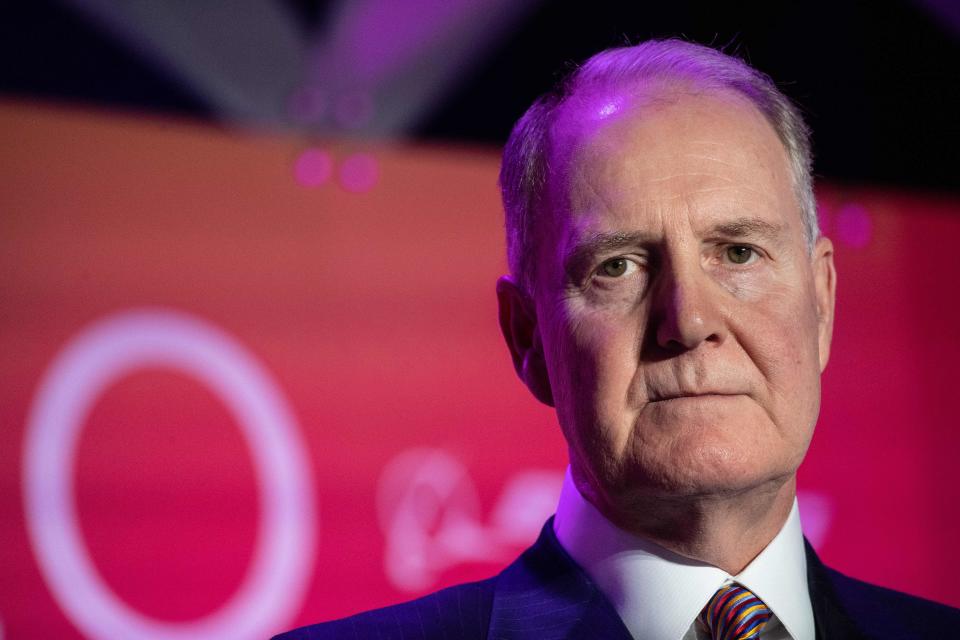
599, 257, 636, 278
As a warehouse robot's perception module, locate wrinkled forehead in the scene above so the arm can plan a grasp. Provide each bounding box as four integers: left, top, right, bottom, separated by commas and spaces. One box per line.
541, 81, 794, 219
547, 79, 771, 176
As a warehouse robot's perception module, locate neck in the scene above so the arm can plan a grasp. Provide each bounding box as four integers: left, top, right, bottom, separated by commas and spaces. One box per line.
575, 470, 796, 575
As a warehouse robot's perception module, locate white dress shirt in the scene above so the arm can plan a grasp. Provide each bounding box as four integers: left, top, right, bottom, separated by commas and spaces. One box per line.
553, 468, 815, 640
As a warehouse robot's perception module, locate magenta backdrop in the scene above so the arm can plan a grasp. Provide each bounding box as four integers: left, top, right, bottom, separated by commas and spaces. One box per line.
1, 103, 958, 639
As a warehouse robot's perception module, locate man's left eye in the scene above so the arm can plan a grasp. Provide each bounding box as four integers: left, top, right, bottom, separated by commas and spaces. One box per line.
725, 246, 756, 265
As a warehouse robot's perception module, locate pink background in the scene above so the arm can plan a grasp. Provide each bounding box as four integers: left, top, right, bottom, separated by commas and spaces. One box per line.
1, 102, 958, 639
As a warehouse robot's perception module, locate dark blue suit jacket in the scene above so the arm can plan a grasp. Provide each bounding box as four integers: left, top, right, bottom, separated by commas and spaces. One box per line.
274, 519, 960, 639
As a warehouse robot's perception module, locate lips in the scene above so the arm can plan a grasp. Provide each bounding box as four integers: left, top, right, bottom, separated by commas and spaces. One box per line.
649, 392, 743, 402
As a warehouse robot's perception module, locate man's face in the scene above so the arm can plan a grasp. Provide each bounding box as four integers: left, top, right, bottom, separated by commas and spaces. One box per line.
505, 87, 835, 518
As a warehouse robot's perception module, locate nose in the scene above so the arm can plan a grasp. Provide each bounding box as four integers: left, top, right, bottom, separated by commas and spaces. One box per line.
652, 258, 726, 352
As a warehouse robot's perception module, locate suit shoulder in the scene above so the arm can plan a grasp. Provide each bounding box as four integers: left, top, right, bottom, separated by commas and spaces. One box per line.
822, 565, 960, 636
271, 578, 496, 640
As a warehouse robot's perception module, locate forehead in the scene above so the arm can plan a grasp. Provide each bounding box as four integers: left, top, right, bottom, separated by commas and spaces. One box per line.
542, 84, 800, 241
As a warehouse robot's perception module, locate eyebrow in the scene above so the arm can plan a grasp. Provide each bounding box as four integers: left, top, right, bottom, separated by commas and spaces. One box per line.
707, 217, 785, 240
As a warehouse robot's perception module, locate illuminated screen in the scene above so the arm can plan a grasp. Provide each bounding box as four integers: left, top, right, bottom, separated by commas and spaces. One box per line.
1, 102, 958, 639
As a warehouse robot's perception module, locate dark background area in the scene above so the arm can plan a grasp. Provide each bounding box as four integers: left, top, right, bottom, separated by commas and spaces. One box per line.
2, 0, 957, 192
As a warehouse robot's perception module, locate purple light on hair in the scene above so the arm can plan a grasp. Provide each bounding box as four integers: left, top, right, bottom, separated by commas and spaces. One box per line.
339, 152, 379, 193
597, 98, 622, 119
294, 148, 333, 187
836, 203, 872, 248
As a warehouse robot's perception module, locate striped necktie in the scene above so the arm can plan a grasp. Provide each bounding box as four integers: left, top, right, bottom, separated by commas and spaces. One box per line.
697, 583, 772, 640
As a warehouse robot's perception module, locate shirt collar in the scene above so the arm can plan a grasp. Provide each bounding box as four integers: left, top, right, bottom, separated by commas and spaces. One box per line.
553, 467, 815, 640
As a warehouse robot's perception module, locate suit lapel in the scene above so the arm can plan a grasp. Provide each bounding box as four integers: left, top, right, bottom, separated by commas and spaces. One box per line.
488, 518, 632, 640
805, 538, 866, 640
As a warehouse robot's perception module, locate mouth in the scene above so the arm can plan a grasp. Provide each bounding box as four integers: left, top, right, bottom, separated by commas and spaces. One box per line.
650, 392, 743, 403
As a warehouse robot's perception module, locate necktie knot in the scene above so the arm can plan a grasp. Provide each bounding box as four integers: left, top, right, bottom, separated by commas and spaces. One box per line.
697, 583, 772, 640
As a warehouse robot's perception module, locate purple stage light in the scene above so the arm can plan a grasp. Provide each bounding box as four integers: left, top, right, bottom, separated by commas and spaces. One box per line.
294, 148, 334, 187
836, 202, 873, 248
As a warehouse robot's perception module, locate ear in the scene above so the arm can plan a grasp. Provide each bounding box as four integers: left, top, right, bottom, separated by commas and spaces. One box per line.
811, 236, 837, 372
496, 275, 554, 406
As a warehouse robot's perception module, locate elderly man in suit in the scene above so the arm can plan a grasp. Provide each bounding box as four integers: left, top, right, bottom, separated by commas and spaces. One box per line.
275, 38, 960, 640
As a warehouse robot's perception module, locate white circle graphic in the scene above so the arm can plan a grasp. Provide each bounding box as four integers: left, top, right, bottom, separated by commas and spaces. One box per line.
22, 308, 317, 640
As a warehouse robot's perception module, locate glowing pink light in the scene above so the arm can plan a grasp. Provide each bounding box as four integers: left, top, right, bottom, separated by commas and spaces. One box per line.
339, 152, 379, 193
797, 490, 833, 548
294, 148, 333, 188
836, 202, 873, 248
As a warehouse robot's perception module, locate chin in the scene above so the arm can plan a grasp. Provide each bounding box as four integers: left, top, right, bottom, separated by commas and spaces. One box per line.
605, 441, 796, 505
569, 400, 807, 510
630, 400, 801, 489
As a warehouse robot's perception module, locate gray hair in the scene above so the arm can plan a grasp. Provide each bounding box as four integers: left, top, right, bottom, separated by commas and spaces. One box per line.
499, 39, 818, 294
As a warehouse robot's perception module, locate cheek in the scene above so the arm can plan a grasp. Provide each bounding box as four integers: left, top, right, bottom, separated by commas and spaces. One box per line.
543, 302, 645, 431
733, 283, 823, 424
570, 303, 645, 391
